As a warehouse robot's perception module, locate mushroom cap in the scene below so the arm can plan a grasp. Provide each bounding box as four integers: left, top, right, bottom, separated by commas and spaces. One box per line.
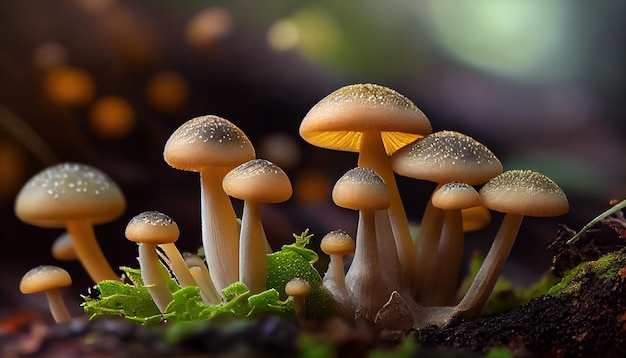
299, 84, 432, 155
163, 115, 255, 172
285, 277, 312, 297
431, 182, 482, 210
320, 229, 355, 256
51, 232, 77, 261
461, 206, 491, 232
125, 211, 180, 245
222, 159, 292, 203
332, 167, 391, 211
15, 163, 126, 228
479, 170, 569, 217
20, 265, 72, 294
391, 131, 502, 185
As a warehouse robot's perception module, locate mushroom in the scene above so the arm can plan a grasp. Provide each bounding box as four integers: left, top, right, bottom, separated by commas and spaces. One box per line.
163, 115, 255, 293
391, 130, 502, 300
461, 205, 491, 233
15, 163, 125, 282
51, 232, 77, 261
125, 211, 181, 313
332, 167, 405, 321
20, 265, 72, 323
429, 182, 482, 305
319, 229, 355, 311
222, 159, 292, 293
456, 170, 569, 318
285, 277, 311, 326
300, 83, 432, 289
183, 253, 221, 305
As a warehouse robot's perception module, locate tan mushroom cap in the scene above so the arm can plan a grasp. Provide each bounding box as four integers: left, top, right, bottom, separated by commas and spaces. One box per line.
125, 211, 180, 245
332, 167, 391, 211
479, 170, 569, 217
391, 131, 502, 185
222, 159, 292, 203
299, 84, 431, 155
320, 229, 355, 256
285, 277, 312, 297
15, 163, 126, 228
461, 206, 491, 232
20, 265, 72, 294
52, 232, 77, 261
163, 115, 255, 171
431, 182, 482, 210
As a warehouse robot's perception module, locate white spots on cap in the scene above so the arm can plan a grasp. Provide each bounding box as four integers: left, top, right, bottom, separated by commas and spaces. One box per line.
175, 115, 250, 149
226, 159, 283, 180
404, 131, 498, 167
128, 211, 175, 227
336, 167, 386, 187
28, 163, 113, 199
327, 83, 418, 111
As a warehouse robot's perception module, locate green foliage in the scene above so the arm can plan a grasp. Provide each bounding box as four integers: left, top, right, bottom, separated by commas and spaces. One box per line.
82, 230, 336, 325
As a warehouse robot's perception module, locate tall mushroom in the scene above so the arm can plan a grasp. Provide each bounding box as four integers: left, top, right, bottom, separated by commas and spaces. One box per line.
163, 115, 255, 293
222, 159, 292, 293
300, 83, 432, 290
15, 163, 125, 283
20, 265, 73, 323
456, 170, 569, 317
391, 130, 502, 300
332, 167, 404, 321
125, 211, 181, 313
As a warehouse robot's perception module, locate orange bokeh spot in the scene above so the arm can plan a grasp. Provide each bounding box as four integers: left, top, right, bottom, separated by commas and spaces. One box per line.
145, 71, 189, 113
0, 139, 26, 200
42, 66, 95, 106
88, 96, 136, 139
294, 169, 330, 204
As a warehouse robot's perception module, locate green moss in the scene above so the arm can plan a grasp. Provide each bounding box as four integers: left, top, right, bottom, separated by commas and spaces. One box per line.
548, 251, 625, 296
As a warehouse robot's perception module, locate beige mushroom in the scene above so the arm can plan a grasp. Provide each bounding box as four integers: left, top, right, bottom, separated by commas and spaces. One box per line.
20, 265, 72, 323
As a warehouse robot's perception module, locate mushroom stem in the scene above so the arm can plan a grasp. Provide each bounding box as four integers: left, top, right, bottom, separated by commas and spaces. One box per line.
357, 131, 415, 289
414, 196, 445, 300
346, 209, 398, 320
239, 200, 267, 293
159, 243, 197, 287
200, 166, 240, 293
44, 289, 72, 323
65, 220, 118, 282
455, 213, 524, 317
323, 254, 349, 300
429, 209, 464, 305
185, 253, 221, 305
138, 243, 173, 313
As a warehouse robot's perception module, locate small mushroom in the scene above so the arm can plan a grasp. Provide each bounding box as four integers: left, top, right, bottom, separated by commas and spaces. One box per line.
429, 182, 482, 305
456, 170, 569, 317
223, 159, 292, 293
51, 232, 77, 261
285, 277, 311, 326
184, 253, 221, 305
125, 211, 181, 313
20, 265, 72, 323
15, 163, 125, 282
391, 130, 502, 300
164, 115, 255, 293
300, 84, 432, 290
332, 167, 405, 321
320, 229, 355, 312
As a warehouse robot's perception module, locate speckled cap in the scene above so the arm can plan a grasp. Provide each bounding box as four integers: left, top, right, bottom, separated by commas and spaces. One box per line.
479, 170, 569, 217
125, 211, 180, 245
164, 115, 255, 171
391, 130, 502, 185
299, 84, 431, 155
320, 229, 355, 256
332, 167, 391, 211
20, 265, 72, 294
431, 182, 482, 210
14, 163, 126, 227
222, 159, 292, 203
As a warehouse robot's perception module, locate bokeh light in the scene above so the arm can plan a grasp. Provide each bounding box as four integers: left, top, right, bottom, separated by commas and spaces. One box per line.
42, 66, 95, 106
145, 71, 189, 113
88, 96, 136, 139
185, 7, 233, 49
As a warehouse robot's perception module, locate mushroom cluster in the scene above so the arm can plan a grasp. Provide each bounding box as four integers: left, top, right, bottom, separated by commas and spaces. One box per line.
14, 84, 568, 332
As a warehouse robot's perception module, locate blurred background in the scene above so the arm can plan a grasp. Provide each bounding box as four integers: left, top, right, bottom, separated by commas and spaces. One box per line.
0, 0, 624, 315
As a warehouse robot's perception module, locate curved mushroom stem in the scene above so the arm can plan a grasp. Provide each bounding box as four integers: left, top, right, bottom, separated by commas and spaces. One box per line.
65, 220, 118, 282
345, 209, 400, 320
414, 195, 445, 300
45, 289, 71, 323
357, 131, 415, 290
239, 200, 267, 294
455, 213, 524, 317
159, 243, 197, 287
323, 253, 352, 311
185, 253, 221, 305
200, 166, 240, 293
138, 243, 173, 313
429, 209, 464, 306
